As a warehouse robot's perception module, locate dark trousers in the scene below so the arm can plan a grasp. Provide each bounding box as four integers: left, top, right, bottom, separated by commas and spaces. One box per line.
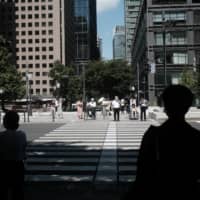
0, 161, 25, 200
113, 108, 120, 121
140, 107, 147, 121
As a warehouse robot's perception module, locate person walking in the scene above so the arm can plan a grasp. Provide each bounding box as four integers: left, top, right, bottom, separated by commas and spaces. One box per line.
111, 96, 121, 121
139, 96, 148, 121
0, 111, 27, 200
76, 99, 83, 119
124, 85, 200, 200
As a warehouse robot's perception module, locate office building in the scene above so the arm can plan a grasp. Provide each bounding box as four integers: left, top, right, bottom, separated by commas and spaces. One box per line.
132, 0, 200, 104
113, 25, 125, 60
0, 0, 74, 98
74, 0, 99, 72
124, 0, 142, 64
97, 36, 103, 60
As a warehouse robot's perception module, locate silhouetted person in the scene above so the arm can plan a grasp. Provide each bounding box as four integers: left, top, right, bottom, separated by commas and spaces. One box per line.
0, 111, 27, 200
124, 85, 200, 200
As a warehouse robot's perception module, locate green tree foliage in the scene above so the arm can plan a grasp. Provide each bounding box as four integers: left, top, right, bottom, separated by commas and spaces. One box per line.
85, 60, 133, 99
0, 36, 25, 100
49, 60, 82, 105
180, 67, 198, 97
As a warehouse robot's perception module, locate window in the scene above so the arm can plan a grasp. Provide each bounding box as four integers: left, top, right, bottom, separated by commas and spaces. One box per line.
36, 80, 40, 84
153, 11, 186, 24
36, 72, 40, 76
36, 89, 40, 94
173, 53, 188, 64
154, 32, 186, 45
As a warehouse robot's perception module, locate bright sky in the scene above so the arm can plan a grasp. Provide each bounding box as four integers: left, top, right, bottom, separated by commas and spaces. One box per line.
97, 0, 124, 60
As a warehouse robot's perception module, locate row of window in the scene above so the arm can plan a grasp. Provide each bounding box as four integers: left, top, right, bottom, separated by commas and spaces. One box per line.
16, 46, 54, 52
16, 38, 53, 43
155, 32, 186, 45
16, 21, 53, 27
16, 55, 54, 60
153, 11, 186, 23
155, 52, 188, 65
15, 0, 53, 3
16, 30, 53, 36
16, 13, 53, 19
16, 63, 53, 68
15, 5, 53, 11
22, 71, 48, 76
29, 88, 54, 95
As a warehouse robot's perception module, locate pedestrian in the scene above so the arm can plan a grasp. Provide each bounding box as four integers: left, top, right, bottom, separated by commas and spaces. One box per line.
87, 98, 97, 119
0, 111, 27, 200
139, 96, 148, 121
76, 99, 83, 119
111, 96, 121, 121
120, 98, 125, 114
131, 103, 138, 120
124, 85, 200, 200
57, 98, 63, 119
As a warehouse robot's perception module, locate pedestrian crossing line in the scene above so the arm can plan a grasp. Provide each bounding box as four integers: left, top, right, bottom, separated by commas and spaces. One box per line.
25, 120, 157, 184
95, 122, 117, 183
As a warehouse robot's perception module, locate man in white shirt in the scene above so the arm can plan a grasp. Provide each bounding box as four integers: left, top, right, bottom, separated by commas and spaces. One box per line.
88, 98, 97, 119
112, 96, 121, 121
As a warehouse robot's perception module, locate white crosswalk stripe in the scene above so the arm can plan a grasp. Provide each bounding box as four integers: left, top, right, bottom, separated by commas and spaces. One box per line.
25, 119, 158, 184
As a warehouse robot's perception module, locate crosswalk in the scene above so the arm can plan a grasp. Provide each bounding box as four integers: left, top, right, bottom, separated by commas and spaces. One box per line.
25, 119, 158, 184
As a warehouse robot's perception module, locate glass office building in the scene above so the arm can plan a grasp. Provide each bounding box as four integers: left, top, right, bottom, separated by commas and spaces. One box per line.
74, 0, 98, 71
113, 25, 126, 60
124, 0, 142, 64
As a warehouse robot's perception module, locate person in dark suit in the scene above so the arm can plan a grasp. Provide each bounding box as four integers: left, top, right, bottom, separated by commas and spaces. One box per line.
124, 85, 200, 200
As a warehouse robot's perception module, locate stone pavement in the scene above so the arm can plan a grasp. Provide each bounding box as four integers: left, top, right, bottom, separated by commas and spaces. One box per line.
24, 113, 159, 200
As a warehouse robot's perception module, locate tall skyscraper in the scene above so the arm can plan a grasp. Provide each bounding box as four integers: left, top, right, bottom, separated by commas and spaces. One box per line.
113, 25, 125, 60
124, 0, 141, 64
97, 36, 103, 60
74, 0, 99, 72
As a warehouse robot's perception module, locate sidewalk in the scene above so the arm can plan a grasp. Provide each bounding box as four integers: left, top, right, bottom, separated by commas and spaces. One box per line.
148, 106, 200, 122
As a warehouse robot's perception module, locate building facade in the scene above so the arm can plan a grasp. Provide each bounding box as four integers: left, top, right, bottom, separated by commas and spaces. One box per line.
124, 0, 142, 64
113, 25, 126, 60
74, 0, 98, 73
132, 0, 200, 105
0, 0, 75, 98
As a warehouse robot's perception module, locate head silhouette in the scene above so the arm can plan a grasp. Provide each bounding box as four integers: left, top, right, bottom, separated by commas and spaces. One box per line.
161, 85, 193, 119
3, 111, 20, 130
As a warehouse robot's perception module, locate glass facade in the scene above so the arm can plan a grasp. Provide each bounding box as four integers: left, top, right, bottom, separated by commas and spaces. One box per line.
124, 0, 142, 64
155, 32, 186, 45
74, 0, 89, 60
113, 25, 125, 60
74, 0, 98, 64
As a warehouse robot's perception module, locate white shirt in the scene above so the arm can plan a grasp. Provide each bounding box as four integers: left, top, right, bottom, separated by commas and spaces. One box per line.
112, 100, 120, 109
0, 129, 27, 161
89, 101, 96, 108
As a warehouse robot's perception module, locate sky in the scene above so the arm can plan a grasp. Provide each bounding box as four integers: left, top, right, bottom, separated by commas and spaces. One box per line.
97, 0, 124, 60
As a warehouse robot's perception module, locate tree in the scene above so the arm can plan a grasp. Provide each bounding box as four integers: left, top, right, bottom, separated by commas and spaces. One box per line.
180, 67, 197, 95
0, 36, 25, 101
85, 60, 133, 99
49, 60, 82, 108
